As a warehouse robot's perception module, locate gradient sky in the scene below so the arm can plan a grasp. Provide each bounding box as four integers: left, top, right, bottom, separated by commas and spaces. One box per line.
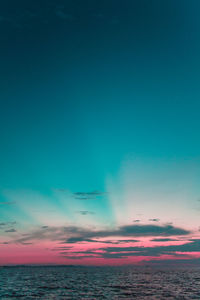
0, 0, 200, 266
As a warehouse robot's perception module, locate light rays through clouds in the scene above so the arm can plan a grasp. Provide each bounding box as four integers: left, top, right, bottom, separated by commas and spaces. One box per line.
1, 159, 200, 266
1, 0, 200, 266
106, 158, 200, 229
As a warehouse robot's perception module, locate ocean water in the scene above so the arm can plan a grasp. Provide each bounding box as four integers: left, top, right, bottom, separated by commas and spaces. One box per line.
0, 266, 200, 299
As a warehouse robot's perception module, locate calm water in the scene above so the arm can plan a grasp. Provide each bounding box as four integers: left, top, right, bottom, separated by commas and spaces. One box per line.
0, 266, 200, 299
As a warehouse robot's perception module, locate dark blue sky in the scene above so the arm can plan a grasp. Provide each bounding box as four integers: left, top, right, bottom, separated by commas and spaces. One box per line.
1, 0, 200, 191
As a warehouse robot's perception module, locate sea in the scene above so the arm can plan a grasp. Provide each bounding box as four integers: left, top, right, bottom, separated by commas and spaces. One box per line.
0, 266, 200, 299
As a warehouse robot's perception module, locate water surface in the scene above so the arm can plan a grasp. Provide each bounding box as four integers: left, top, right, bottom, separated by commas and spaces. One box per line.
1, 266, 200, 299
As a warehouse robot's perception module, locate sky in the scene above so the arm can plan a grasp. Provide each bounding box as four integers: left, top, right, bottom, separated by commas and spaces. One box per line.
0, 0, 200, 266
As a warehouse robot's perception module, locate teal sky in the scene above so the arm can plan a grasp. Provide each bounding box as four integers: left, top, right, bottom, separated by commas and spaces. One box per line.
0, 0, 200, 265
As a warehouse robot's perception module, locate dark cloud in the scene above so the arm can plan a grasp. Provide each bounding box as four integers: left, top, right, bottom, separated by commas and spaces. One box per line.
96, 239, 200, 259
66, 237, 97, 243
149, 219, 160, 222
16, 224, 195, 261
74, 191, 104, 196
133, 219, 140, 223
0, 222, 16, 230
151, 238, 178, 242
55, 189, 106, 200
58, 239, 200, 260
5, 229, 17, 233
64, 237, 139, 244
0, 223, 6, 226
41, 226, 49, 229
96, 224, 190, 238
73, 191, 106, 200
13, 223, 190, 245
60, 224, 190, 244
76, 211, 95, 216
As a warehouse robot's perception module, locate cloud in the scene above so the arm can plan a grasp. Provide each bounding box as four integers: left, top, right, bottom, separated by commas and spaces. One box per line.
5, 229, 17, 233
76, 211, 95, 216
96, 239, 200, 259
64, 237, 139, 244
73, 191, 106, 200
0, 223, 6, 226
55, 189, 107, 200
73, 191, 104, 196
8, 222, 195, 262
95, 224, 190, 238
12, 223, 190, 245
151, 238, 178, 242
149, 219, 160, 222
66, 237, 97, 244
133, 220, 140, 223
0, 221, 16, 228
59, 239, 200, 260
